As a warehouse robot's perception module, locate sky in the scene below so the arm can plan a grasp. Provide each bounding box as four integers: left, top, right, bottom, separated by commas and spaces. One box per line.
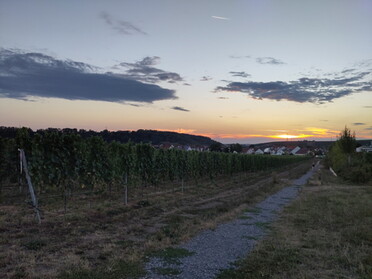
0, 0, 371, 144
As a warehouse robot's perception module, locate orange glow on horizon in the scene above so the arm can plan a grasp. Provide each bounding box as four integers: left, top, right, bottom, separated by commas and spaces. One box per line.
108, 127, 370, 143
156, 130, 335, 141
271, 134, 313, 139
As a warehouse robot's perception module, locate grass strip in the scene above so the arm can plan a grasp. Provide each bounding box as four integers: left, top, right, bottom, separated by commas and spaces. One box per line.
217, 180, 372, 278
58, 260, 145, 279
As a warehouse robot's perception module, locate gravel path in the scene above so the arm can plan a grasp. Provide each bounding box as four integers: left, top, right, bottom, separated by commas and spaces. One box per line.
143, 162, 320, 279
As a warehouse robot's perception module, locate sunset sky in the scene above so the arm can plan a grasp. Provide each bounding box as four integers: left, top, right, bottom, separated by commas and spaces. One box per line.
1, 0, 371, 143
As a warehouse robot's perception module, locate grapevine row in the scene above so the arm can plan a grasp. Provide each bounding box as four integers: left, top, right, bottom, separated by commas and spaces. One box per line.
0, 129, 309, 194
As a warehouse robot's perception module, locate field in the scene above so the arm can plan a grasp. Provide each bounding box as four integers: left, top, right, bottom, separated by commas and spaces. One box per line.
0, 160, 313, 278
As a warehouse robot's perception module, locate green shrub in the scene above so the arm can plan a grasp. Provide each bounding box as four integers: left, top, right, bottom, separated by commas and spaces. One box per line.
342, 165, 371, 183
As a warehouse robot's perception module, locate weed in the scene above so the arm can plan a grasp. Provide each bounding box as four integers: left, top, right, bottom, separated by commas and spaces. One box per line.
65, 213, 82, 222
58, 268, 99, 279
238, 215, 252, 220
148, 247, 195, 264
241, 222, 253, 226
254, 222, 271, 230
153, 267, 181, 275
58, 260, 145, 279
110, 260, 146, 278
21, 239, 46, 250
115, 240, 134, 248
11, 267, 28, 279
160, 215, 185, 239
135, 200, 151, 208
244, 207, 261, 214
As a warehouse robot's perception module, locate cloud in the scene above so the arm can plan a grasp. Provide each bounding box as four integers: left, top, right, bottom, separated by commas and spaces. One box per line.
117, 56, 183, 84
157, 128, 196, 134
353, 123, 366, 126
363, 106, 372, 108
229, 55, 251, 59
100, 11, 147, 35
200, 76, 212, 81
172, 106, 190, 112
218, 97, 229, 99
128, 103, 143, 107
215, 70, 372, 104
256, 57, 286, 65
211, 16, 229, 20
342, 68, 356, 74
229, 71, 251, 78
365, 127, 372, 130
0, 49, 176, 103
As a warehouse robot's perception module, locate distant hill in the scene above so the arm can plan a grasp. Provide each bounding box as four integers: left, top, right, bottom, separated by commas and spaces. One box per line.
0, 126, 219, 146
95, 129, 219, 146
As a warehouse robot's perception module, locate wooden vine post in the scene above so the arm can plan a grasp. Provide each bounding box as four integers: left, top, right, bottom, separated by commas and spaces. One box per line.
123, 173, 128, 205
19, 149, 42, 224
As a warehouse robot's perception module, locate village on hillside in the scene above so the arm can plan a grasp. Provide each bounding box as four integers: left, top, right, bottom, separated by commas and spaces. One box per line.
155, 140, 372, 156
154, 142, 327, 156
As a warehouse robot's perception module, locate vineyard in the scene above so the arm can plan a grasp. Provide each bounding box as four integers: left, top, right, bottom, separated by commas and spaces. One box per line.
0, 128, 310, 205
0, 129, 314, 278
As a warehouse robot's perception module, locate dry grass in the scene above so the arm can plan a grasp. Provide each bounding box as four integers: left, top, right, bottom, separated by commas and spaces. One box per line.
217, 166, 372, 279
0, 160, 313, 278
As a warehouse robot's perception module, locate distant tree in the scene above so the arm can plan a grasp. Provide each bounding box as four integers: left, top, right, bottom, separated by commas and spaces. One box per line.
230, 143, 243, 153
328, 127, 357, 168
209, 142, 223, 152
337, 127, 356, 154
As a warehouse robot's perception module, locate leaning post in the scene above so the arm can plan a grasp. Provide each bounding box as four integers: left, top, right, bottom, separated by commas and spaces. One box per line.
19, 149, 42, 224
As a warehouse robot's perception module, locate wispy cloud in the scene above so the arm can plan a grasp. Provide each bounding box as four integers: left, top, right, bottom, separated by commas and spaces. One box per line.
298, 127, 338, 136
0, 49, 176, 103
342, 68, 356, 74
116, 56, 183, 84
353, 123, 366, 126
229, 55, 251, 59
200, 76, 212, 81
215, 69, 372, 104
256, 57, 286, 65
100, 11, 147, 35
211, 16, 229, 20
156, 128, 196, 134
172, 106, 190, 112
229, 71, 251, 78
128, 103, 143, 107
